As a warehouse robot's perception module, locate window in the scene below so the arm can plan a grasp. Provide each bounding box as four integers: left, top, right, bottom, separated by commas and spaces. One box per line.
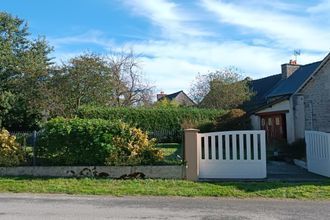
275, 117, 280, 125
268, 118, 272, 126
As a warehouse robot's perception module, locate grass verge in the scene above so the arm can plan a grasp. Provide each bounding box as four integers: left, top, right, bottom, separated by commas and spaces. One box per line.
0, 177, 329, 200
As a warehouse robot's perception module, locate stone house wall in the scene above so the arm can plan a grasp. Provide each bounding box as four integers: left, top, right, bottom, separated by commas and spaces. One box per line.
302, 61, 330, 132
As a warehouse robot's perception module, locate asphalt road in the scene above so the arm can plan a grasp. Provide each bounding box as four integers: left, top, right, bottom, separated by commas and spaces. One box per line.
0, 194, 329, 220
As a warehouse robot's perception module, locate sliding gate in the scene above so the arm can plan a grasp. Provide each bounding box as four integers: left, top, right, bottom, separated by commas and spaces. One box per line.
198, 130, 266, 179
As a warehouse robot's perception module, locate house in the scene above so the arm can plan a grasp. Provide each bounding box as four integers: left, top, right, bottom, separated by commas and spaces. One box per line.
156, 91, 196, 106
246, 52, 330, 144
299, 53, 330, 132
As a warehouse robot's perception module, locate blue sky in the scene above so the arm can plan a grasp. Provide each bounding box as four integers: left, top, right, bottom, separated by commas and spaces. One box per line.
1, 0, 329, 94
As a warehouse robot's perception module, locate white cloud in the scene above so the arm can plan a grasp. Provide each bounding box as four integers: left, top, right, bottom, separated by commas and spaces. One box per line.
240, 0, 304, 12
50, 31, 328, 93
51, 51, 83, 64
308, 0, 330, 13
121, 40, 286, 75
49, 30, 115, 49
140, 57, 213, 93
48, 0, 330, 93
119, 40, 327, 93
200, 0, 330, 52
123, 0, 212, 39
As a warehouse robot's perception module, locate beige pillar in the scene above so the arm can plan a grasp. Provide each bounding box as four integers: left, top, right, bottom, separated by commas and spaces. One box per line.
184, 129, 200, 181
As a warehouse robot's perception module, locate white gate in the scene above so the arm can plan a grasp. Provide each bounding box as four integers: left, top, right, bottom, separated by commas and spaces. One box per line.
305, 131, 330, 177
198, 130, 266, 179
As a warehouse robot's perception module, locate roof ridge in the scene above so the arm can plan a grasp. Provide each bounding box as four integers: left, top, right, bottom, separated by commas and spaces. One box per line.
252, 73, 281, 82
300, 60, 322, 67
166, 90, 182, 96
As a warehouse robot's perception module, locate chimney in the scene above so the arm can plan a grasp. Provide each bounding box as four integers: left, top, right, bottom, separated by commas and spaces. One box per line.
281, 60, 300, 79
157, 91, 166, 100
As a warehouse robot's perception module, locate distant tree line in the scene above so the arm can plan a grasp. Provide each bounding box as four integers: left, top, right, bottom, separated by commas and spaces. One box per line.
0, 12, 152, 130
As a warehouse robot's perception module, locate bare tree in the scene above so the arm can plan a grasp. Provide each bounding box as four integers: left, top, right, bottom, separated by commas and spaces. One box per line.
107, 50, 154, 107
189, 67, 253, 109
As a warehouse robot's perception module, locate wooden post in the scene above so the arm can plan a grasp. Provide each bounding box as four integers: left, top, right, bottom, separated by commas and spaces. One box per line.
184, 129, 199, 181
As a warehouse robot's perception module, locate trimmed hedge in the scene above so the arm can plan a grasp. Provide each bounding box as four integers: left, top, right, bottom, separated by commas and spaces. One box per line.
36, 118, 163, 166
77, 106, 226, 141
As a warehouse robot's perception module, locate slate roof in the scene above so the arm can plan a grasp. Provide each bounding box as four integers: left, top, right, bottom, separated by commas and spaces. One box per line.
163, 91, 183, 100
244, 61, 322, 113
267, 61, 322, 98
159, 90, 196, 106
243, 74, 282, 112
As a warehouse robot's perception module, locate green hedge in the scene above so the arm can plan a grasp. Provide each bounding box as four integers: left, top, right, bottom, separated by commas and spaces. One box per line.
36, 118, 162, 166
77, 106, 226, 141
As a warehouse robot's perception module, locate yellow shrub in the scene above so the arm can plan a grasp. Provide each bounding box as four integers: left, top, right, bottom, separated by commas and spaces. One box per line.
105, 124, 164, 166
0, 129, 24, 166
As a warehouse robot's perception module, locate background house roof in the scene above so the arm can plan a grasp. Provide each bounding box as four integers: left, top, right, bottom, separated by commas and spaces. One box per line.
267, 61, 322, 98
158, 90, 196, 106
162, 91, 183, 100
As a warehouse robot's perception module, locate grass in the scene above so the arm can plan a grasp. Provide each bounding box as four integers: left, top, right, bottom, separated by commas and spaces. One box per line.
0, 177, 330, 200
156, 143, 183, 165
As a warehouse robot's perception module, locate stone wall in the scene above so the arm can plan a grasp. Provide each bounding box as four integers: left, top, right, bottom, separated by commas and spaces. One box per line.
0, 166, 185, 179
303, 61, 330, 132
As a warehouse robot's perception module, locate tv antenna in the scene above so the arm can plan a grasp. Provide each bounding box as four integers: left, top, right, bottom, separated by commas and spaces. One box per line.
293, 49, 301, 62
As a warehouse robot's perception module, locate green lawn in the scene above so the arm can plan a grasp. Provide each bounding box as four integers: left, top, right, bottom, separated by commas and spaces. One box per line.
157, 143, 183, 165
0, 177, 330, 200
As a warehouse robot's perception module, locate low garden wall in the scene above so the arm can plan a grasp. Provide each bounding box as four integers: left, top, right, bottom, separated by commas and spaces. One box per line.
0, 165, 185, 179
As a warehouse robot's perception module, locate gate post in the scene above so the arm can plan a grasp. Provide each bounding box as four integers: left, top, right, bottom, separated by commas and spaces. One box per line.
184, 129, 200, 181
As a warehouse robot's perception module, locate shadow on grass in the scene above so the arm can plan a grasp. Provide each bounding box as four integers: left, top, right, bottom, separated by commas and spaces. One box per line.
206, 180, 330, 193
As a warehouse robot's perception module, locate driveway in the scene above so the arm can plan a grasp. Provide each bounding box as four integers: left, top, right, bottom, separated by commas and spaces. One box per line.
0, 193, 329, 220
267, 161, 327, 181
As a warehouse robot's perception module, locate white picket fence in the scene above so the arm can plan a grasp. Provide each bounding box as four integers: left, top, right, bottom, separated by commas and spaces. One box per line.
198, 130, 266, 179
305, 131, 330, 177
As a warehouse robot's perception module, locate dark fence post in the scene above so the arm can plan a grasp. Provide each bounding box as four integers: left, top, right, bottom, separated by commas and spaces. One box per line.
181, 129, 185, 162
32, 130, 37, 166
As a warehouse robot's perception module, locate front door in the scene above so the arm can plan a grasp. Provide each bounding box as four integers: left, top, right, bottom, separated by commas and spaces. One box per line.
260, 113, 287, 144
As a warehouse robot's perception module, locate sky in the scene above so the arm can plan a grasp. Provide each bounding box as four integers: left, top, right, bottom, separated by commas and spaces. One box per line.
1, 0, 330, 94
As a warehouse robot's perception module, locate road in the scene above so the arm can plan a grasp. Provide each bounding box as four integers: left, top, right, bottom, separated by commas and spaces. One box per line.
0, 193, 329, 220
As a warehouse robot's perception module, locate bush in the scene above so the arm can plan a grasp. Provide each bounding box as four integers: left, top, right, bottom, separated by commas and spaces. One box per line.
77, 106, 225, 142
106, 126, 163, 165
0, 129, 24, 166
214, 109, 251, 131
36, 118, 163, 166
196, 109, 250, 132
